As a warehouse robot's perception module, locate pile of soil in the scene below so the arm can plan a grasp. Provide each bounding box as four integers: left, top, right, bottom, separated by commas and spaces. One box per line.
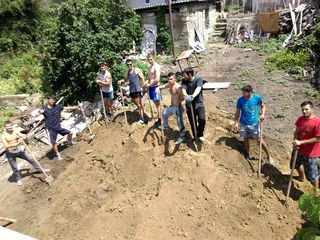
1, 42, 319, 240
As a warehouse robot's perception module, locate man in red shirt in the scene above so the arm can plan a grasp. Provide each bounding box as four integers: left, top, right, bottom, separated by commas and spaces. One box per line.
292, 101, 320, 188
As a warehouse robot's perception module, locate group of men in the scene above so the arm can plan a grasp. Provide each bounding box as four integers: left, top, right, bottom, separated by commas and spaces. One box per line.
1, 54, 319, 189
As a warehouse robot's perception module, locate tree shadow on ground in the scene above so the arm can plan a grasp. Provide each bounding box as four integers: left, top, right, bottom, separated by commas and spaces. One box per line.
262, 164, 304, 202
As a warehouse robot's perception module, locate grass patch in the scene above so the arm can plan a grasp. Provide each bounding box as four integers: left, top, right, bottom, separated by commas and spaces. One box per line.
265, 49, 311, 72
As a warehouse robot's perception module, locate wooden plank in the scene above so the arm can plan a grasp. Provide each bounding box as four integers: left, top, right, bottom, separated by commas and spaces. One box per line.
203, 82, 230, 90
289, 3, 297, 35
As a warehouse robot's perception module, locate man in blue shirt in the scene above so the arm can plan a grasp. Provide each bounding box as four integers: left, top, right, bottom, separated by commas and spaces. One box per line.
234, 85, 274, 163
36, 96, 76, 160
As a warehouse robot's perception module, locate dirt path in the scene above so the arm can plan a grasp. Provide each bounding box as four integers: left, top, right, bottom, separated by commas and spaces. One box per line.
1, 42, 319, 240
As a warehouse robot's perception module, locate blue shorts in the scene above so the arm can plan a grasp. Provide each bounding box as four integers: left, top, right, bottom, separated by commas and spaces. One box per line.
47, 127, 70, 144
240, 123, 260, 139
102, 91, 114, 100
290, 152, 319, 183
149, 86, 160, 101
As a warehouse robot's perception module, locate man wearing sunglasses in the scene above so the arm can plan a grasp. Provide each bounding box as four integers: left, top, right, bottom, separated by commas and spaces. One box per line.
119, 59, 146, 124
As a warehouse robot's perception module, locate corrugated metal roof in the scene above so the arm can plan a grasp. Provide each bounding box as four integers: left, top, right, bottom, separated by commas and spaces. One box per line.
127, 0, 200, 10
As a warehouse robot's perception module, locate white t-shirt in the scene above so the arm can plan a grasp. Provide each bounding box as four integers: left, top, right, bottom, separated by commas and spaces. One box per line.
97, 70, 113, 93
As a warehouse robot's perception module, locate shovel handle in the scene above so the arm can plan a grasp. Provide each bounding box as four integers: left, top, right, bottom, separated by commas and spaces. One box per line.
118, 84, 128, 125
22, 141, 49, 178
99, 86, 107, 120
258, 120, 263, 177
78, 102, 93, 135
285, 149, 298, 204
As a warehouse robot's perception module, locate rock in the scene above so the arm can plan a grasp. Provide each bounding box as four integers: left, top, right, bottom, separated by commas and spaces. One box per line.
86, 150, 93, 154
183, 232, 189, 238
26, 188, 32, 194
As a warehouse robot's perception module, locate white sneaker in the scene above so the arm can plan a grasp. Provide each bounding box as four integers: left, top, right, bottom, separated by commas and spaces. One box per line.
175, 137, 185, 145
66, 141, 77, 146
199, 136, 205, 142
17, 180, 22, 186
268, 157, 276, 165
138, 119, 145, 124
57, 154, 63, 161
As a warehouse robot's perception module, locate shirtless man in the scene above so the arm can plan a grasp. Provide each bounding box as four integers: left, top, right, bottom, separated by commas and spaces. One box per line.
118, 59, 146, 124
145, 53, 162, 127
1, 120, 50, 186
157, 72, 186, 145
96, 63, 114, 120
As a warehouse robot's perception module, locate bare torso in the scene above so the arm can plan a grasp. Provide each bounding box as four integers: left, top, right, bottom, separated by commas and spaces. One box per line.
169, 83, 184, 106
148, 62, 160, 86
2, 131, 19, 152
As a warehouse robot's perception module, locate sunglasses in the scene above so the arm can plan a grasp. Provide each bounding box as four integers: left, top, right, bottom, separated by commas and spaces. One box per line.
127, 64, 133, 67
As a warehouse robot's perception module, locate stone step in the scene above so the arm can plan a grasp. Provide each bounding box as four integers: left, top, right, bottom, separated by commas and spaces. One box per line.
215, 22, 227, 28
216, 18, 227, 23
215, 26, 226, 31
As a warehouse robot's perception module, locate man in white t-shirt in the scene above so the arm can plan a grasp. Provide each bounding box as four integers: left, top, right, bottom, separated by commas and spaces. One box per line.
96, 63, 114, 120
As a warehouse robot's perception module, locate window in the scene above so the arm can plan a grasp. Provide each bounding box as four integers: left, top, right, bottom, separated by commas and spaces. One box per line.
146, 0, 150, 3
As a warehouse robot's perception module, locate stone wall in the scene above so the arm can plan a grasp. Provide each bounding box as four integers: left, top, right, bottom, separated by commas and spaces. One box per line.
0, 94, 30, 110
226, 13, 258, 33
139, 2, 218, 52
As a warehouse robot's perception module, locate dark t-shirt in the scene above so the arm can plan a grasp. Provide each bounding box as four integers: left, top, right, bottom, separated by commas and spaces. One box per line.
182, 76, 204, 109
43, 104, 63, 129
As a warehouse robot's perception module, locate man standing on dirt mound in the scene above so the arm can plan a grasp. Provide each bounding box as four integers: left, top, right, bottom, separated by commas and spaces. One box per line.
145, 53, 162, 128
181, 67, 206, 142
1, 120, 50, 186
35, 96, 76, 161
96, 63, 114, 120
234, 85, 274, 163
292, 101, 320, 188
157, 72, 186, 145
118, 59, 146, 124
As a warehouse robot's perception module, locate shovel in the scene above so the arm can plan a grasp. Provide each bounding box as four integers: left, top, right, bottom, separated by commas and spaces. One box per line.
78, 102, 95, 141
190, 104, 198, 152
118, 84, 128, 125
99, 86, 108, 122
159, 90, 165, 144
285, 149, 298, 205
22, 141, 54, 186
258, 120, 263, 177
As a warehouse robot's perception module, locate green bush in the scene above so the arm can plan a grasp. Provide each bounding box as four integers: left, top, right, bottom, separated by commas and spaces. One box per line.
155, 9, 172, 54
296, 193, 320, 240
0, 50, 42, 95
265, 49, 311, 72
41, 0, 143, 104
237, 35, 288, 54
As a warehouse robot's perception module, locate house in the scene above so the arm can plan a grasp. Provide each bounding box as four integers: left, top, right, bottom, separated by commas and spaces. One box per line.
126, 0, 221, 54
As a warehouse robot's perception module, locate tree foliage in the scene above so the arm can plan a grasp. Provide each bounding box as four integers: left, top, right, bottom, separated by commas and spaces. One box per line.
296, 193, 320, 240
41, 0, 143, 103
0, 0, 41, 51
155, 9, 172, 54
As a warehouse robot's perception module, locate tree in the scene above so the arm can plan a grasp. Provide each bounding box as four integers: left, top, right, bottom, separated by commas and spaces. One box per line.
0, 0, 42, 51
41, 0, 143, 103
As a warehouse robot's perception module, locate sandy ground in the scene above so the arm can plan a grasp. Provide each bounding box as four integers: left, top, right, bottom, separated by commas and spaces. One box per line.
0, 42, 319, 240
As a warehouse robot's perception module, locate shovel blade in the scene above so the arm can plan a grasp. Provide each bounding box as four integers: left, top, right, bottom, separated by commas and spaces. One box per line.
46, 175, 55, 186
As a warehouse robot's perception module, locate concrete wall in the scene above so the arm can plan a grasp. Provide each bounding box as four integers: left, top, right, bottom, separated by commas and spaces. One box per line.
140, 2, 217, 52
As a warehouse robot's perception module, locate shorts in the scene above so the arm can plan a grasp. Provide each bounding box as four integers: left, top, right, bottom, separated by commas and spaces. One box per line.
130, 91, 142, 99
102, 91, 114, 100
149, 86, 160, 101
47, 127, 70, 144
240, 123, 260, 139
290, 152, 319, 183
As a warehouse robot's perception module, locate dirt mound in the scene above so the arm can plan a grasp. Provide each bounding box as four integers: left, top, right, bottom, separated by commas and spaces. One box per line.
0, 102, 305, 240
